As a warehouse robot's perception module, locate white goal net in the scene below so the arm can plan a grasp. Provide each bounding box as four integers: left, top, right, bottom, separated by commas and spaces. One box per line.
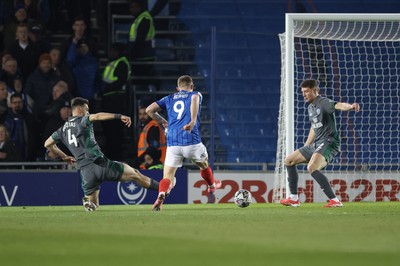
274, 14, 400, 203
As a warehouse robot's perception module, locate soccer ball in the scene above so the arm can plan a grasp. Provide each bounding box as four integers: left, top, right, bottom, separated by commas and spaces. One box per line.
234, 189, 252, 208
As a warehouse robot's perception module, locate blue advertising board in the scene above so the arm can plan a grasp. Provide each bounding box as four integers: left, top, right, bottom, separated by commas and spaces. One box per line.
0, 169, 187, 206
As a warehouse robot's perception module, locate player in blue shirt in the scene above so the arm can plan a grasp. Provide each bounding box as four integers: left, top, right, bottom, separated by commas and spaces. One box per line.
146, 75, 221, 211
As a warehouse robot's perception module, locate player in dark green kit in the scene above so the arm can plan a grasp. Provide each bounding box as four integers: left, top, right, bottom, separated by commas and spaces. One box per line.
280, 79, 360, 208
44, 97, 160, 211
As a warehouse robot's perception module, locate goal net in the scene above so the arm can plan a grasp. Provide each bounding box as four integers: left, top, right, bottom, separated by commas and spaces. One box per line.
274, 14, 400, 203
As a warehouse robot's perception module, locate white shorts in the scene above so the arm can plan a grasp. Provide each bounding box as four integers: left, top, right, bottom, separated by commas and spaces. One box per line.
164, 143, 208, 168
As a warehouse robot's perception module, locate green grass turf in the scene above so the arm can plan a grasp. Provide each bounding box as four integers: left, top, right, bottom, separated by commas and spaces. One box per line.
0, 202, 399, 266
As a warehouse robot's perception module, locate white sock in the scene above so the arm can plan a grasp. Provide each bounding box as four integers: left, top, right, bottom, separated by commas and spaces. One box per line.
331, 197, 340, 202
289, 194, 298, 201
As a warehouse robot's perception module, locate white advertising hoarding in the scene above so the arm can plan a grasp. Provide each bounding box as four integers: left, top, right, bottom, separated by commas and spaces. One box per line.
188, 172, 400, 203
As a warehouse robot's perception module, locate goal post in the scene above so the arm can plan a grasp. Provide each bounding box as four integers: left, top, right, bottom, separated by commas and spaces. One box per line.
273, 13, 400, 203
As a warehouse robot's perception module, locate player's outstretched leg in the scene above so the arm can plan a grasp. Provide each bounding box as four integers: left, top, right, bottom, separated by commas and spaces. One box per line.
82, 197, 98, 211
120, 163, 159, 191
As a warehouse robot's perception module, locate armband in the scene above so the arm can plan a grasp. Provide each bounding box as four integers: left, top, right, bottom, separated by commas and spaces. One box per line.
115, 114, 122, 120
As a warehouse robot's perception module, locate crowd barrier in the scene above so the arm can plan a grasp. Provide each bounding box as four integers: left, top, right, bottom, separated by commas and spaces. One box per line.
1, 170, 399, 206
0, 169, 187, 207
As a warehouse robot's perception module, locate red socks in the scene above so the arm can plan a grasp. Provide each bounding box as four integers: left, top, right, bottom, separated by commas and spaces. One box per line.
159, 178, 171, 194
200, 166, 215, 186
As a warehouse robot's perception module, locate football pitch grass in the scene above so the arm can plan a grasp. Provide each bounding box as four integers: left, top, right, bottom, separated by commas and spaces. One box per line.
0, 202, 399, 266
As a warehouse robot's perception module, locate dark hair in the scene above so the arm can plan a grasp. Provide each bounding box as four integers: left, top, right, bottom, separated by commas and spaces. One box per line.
301, 79, 319, 89
72, 16, 87, 25
71, 97, 89, 108
10, 93, 23, 101
77, 38, 94, 53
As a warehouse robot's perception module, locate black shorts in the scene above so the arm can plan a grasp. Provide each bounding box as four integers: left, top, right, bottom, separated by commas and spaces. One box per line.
80, 157, 124, 196
299, 138, 340, 163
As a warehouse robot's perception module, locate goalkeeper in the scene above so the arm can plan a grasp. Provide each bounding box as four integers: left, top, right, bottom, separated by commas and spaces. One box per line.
280, 79, 360, 208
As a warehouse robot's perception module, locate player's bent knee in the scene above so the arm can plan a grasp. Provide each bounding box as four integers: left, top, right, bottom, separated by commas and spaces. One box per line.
307, 164, 318, 173
284, 157, 296, 166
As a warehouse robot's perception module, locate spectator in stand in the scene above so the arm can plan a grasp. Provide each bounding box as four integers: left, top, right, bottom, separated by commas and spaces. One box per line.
16, 0, 42, 22
1, 51, 13, 70
28, 23, 51, 53
59, 16, 97, 65
0, 57, 21, 88
0, 81, 8, 123
49, 47, 76, 97
3, 4, 32, 51
64, 0, 92, 36
25, 53, 60, 115
101, 42, 131, 161
66, 38, 100, 105
0, 123, 21, 162
136, 101, 166, 169
9, 23, 43, 83
25, 52, 60, 143
4, 93, 36, 161
0, 52, 15, 86
128, 0, 156, 88
7, 75, 33, 113
43, 80, 72, 119
128, 0, 156, 62
143, 146, 163, 170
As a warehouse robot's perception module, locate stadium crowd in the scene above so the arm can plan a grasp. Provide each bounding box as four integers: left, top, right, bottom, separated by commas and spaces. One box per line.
0, 0, 166, 164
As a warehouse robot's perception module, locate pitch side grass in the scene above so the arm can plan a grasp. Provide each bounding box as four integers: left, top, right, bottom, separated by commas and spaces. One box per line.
0, 202, 399, 266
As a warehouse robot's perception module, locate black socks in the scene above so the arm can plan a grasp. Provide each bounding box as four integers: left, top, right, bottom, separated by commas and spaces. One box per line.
311, 170, 335, 199
286, 165, 299, 195
148, 178, 160, 191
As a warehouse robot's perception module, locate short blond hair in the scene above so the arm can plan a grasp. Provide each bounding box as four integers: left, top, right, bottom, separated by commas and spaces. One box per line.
177, 75, 193, 88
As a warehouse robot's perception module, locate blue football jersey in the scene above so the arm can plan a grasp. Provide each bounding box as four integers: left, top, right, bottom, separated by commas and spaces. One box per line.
157, 90, 202, 146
